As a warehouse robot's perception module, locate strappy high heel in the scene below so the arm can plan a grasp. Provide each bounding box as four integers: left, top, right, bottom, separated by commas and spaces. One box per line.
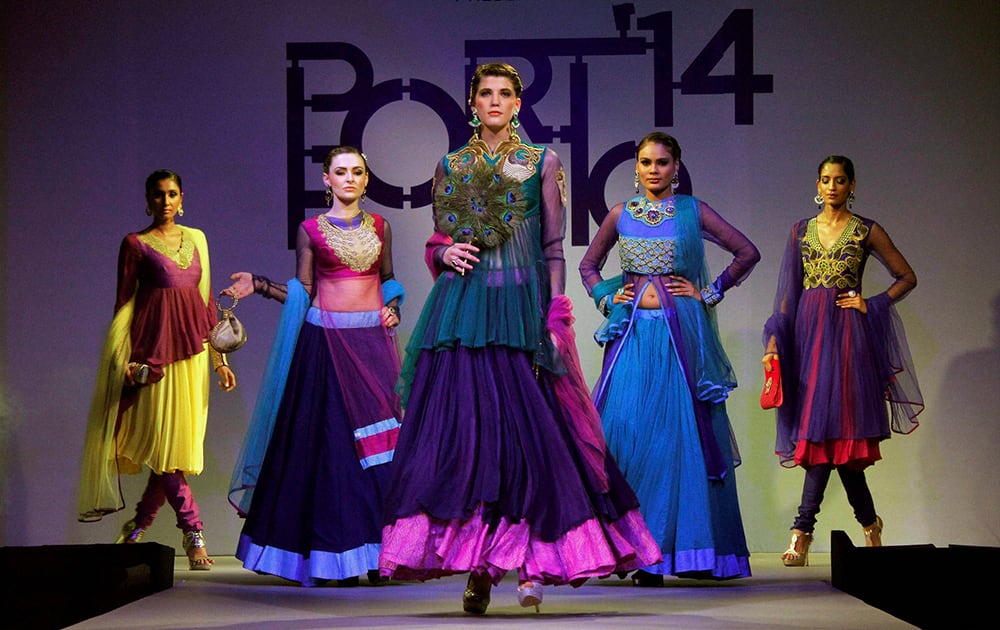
863, 516, 884, 547
517, 581, 543, 612
462, 573, 491, 615
115, 519, 146, 544
182, 530, 214, 571
781, 529, 813, 567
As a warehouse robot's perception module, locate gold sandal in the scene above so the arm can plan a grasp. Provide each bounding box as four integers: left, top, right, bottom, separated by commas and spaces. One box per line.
182, 530, 214, 571
863, 516, 884, 547
781, 529, 813, 567
115, 519, 146, 544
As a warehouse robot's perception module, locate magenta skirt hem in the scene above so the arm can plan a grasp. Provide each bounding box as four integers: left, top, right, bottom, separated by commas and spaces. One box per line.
379, 504, 661, 585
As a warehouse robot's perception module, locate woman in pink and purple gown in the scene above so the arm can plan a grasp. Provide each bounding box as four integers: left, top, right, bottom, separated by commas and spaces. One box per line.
378, 62, 660, 614
227, 146, 404, 586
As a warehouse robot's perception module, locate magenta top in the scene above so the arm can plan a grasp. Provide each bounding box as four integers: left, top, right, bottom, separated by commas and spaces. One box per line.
299, 213, 387, 281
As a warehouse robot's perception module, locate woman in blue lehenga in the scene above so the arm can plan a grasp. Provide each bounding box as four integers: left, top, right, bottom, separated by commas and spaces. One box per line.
580, 132, 759, 584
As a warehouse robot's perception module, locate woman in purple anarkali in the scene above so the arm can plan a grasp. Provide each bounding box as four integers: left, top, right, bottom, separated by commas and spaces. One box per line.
762, 155, 923, 566
379, 62, 660, 615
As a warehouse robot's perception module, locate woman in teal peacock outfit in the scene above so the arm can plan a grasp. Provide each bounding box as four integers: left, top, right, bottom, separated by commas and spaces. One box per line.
379, 62, 660, 614
580, 132, 759, 584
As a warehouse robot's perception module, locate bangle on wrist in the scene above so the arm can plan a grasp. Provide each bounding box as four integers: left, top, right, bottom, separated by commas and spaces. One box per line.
211, 351, 228, 371
700, 282, 723, 307
597, 295, 610, 316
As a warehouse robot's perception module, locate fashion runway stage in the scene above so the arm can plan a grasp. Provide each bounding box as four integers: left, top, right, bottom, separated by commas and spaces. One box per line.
67, 553, 915, 629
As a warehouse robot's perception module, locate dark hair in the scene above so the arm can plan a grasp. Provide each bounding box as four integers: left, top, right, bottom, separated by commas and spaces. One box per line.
637, 132, 681, 161
468, 62, 524, 104
323, 146, 368, 173
145, 169, 182, 195
818, 155, 855, 182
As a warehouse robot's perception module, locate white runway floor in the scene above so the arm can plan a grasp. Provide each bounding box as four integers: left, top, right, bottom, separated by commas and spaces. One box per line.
68, 553, 914, 629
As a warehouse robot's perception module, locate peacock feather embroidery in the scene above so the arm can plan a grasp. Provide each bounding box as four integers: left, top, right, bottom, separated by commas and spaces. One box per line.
433, 163, 527, 249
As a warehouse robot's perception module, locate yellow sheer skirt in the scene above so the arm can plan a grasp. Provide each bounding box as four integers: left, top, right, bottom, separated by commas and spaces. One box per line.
116, 346, 210, 476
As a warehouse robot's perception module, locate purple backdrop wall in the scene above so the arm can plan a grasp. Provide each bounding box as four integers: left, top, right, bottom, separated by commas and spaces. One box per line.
2, 0, 998, 554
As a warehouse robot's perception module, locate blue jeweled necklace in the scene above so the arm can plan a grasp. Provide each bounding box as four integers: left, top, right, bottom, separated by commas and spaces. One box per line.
624, 196, 675, 226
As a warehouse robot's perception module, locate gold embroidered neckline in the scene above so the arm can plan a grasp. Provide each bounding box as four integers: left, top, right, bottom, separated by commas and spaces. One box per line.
808, 215, 860, 253
469, 130, 522, 161
316, 213, 381, 272
138, 226, 194, 269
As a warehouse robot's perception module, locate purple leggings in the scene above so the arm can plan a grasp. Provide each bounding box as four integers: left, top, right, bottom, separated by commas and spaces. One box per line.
792, 463, 876, 533
133, 470, 203, 533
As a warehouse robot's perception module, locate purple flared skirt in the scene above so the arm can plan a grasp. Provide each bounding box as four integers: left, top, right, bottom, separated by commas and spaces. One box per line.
380, 344, 661, 585
792, 287, 893, 467
237, 319, 394, 584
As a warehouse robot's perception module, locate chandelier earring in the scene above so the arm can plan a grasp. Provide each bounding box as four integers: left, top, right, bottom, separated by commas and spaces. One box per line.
178, 205, 184, 217
511, 109, 521, 129
325, 186, 334, 207
145, 206, 152, 216
634, 170, 640, 193
361, 190, 367, 205
468, 109, 482, 128
848, 190, 856, 210
814, 193, 824, 209
671, 172, 680, 192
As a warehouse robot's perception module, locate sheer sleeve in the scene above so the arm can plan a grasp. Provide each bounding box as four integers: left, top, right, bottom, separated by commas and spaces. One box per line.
540, 148, 568, 298
864, 220, 923, 431
867, 221, 916, 302
699, 200, 760, 292
763, 220, 806, 354
380, 219, 399, 305
762, 221, 806, 460
294, 223, 315, 299
579, 203, 624, 295
251, 275, 288, 303
114, 235, 141, 313
423, 161, 454, 278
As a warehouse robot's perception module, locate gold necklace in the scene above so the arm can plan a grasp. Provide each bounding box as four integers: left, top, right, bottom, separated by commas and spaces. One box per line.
316, 213, 381, 272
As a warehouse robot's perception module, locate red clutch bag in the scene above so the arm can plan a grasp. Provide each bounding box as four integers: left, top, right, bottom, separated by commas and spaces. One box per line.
760, 357, 783, 409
